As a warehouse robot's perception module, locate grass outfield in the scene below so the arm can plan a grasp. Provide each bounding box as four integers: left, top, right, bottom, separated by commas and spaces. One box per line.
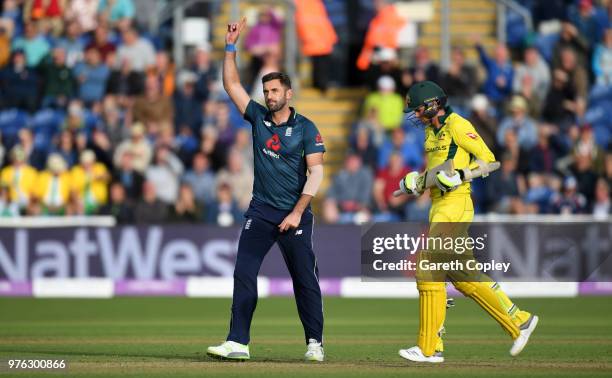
0, 297, 611, 377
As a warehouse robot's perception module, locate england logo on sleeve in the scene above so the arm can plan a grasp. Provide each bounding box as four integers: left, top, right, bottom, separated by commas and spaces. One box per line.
315, 133, 324, 146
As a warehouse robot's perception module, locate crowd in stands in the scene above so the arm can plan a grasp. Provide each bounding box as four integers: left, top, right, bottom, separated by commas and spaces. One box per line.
323, 0, 612, 223
0, 0, 263, 225
0, 0, 610, 225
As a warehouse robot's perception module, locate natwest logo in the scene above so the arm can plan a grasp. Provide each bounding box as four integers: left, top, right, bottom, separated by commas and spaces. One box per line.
266, 134, 281, 152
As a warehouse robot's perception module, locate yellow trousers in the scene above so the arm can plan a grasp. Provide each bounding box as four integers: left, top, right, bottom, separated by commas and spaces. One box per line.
416, 193, 531, 356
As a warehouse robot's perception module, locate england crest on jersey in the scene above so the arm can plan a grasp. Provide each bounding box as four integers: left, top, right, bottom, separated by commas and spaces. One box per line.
285, 127, 292, 137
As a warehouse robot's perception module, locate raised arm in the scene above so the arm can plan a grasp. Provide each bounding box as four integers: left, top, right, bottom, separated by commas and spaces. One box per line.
224, 17, 251, 115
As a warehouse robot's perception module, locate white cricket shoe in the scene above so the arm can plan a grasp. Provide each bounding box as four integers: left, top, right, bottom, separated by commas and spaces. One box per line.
304, 339, 324, 362
510, 315, 539, 357
399, 346, 444, 363
207, 341, 250, 361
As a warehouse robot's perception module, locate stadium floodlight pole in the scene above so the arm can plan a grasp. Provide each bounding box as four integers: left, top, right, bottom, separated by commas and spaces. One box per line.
173, 1, 185, 68
440, 0, 451, 71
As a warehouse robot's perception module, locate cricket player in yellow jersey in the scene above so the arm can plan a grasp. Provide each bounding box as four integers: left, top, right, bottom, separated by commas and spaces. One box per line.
396, 81, 539, 363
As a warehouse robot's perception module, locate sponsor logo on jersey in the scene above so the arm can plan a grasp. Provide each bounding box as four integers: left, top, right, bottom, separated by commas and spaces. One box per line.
266, 134, 281, 151
263, 120, 272, 127
426, 145, 447, 153
466, 132, 478, 140
285, 127, 292, 137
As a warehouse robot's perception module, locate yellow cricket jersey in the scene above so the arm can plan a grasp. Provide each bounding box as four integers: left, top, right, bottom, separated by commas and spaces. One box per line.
0, 165, 38, 205
424, 107, 495, 199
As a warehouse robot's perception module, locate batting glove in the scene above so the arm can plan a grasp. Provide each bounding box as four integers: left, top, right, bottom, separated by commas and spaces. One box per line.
399, 171, 424, 195
434, 170, 462, 192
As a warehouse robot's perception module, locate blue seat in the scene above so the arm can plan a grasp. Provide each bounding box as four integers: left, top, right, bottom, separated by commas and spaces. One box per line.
0, 109, 29, 148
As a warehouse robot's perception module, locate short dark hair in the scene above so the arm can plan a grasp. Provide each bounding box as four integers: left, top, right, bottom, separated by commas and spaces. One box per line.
261, 72, 292, 89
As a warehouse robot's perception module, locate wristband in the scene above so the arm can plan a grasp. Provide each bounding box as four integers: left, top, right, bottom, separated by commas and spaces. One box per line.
225, 44, 236, 52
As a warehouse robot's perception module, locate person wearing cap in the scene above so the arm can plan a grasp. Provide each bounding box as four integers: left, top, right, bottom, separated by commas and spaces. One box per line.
362, 75, 405, 132
191, 42, 217, 102
397, 81, 538, 363
366, 47, 402, 92
173, 70, 202, 132
70, 150, 110, 214
113, 122, 152, 173
497, 95, 538, 150
34, 153, 71, 215
0, 146, 38, 209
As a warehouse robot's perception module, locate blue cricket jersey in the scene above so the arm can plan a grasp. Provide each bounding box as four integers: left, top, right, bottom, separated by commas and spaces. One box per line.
243, 100, 326, 212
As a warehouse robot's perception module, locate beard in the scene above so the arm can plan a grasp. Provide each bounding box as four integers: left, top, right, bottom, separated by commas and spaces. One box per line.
266, 97, 287, 113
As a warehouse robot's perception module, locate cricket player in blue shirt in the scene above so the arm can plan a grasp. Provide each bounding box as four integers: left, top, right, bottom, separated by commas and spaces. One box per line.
207, 18, 326, 362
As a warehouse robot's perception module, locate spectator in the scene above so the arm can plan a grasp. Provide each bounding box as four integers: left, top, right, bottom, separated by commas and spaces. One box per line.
362, 76, 404, 132
486, 152, 526, 214
132, 74, 174, 129
552, 21, 590, 69
115, 26, 155, 73
365, 47, 402, 92
528, 124, 561, 174
592, 28, 612, 86
134, 180, 168, 223
232, 128, 253, 170
216, 148, 253, 211
191, 42, 217, 102
73, 46, 110, 106
39, 47, 75, 108
70, 149, 110, 214
468, 94, 497, 150
98, 0, 135, 30
85, 25, 116, 63
34, 153, 71, 215
542, 69, 580, 128
23, 0, 65, 36
569, 0, 605, 48
17, 128, 46, 170
12, 22, 50, 67
0, 23, 10, 68
51, 130, 78, 167
356, 0, 406, 71
206, 101, 235, 149
404, 192, 431, 222
524, 173, 557, 214
174, 70, 201, 133
591, 178, 611, 219
205, 181, 242, 226
113, 149, 144, 200
0, 146, 38, 210
497, 95, 538, 150
558, 47, 589, 100
0, 50, 39, 112
295, 0, 337, 92
377, 127, 422, 170
244, 6, 284, 85
66, 0, 100, 33
106, 56, 144, 103
154, 50, 175, 97
513, 46, 551, 104
114, 123, 152, 172
167, 183, 202, 223
98, 181, 133, 223
475, 39, 513, 105
55, 19, 86, 67
372, 151, 410, 220
408, 46, 440, 85
0, 184, 19, 216
571, 151, 599, 205
200, 126, 226, 172
441, 47, 478, 109
145, 146, 184, 204
182, 152, 216, 205
62, 100, 87, 134
351, 126, 378, 171
549, 176, 587, 214
323, 153, 373, 223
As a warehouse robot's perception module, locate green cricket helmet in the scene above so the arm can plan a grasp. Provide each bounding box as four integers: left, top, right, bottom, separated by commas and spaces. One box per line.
403, 80, 448, 119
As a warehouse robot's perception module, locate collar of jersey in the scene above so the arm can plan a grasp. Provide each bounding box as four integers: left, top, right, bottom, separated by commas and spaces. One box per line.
264, 107, 297, 127
431, 105, 454, 135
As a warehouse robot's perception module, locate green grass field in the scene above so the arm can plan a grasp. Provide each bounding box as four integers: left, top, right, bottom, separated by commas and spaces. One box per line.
0, 297, 611, 377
